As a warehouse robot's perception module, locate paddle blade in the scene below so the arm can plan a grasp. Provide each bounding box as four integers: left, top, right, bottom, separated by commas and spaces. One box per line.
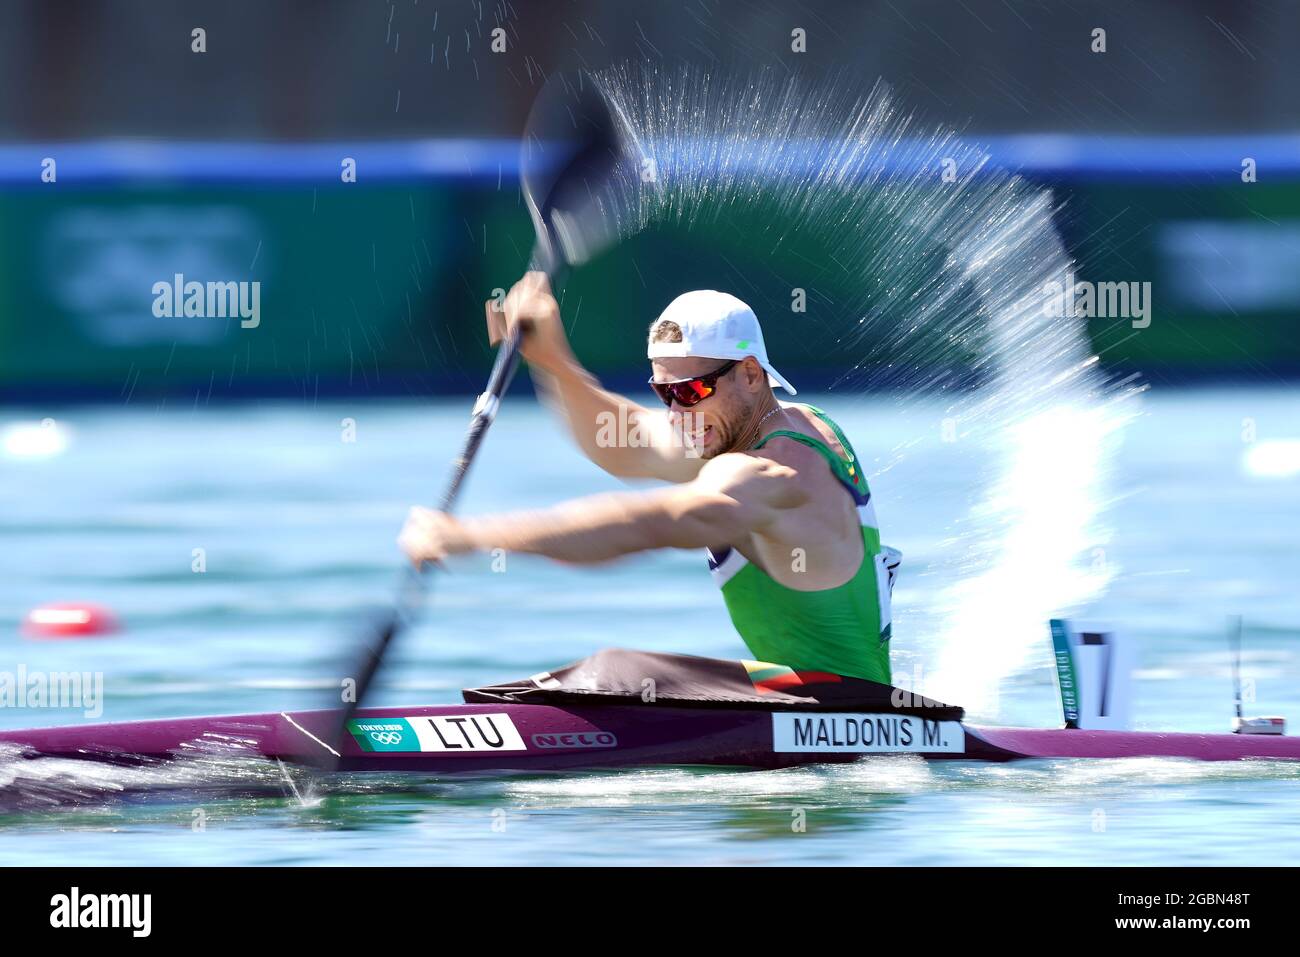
521, 70, 637, 275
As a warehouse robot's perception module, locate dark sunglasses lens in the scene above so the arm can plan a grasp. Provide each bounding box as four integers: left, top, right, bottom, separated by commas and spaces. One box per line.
680, 381, 711, 406
652, 380, 709, 408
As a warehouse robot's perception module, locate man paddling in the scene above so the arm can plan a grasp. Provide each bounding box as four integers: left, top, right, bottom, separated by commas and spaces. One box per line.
400, 272, 894, 683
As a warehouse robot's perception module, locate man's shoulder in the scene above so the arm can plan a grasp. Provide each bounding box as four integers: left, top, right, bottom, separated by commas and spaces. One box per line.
694, 451, 807, 512
697, 450, 800, 487
746, 434, 827, 474
770, 408, 854, 461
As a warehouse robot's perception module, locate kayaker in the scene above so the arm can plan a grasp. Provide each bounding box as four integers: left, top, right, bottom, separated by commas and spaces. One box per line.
399, 272, 895, 683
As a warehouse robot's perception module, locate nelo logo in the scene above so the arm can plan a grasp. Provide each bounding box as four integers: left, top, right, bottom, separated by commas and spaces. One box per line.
531, 731, 618, 749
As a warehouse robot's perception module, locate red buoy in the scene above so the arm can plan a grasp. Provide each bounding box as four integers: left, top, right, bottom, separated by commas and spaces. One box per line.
22, 603, 120, 639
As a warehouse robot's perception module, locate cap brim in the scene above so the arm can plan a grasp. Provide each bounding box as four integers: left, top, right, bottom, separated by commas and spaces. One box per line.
765, 367, 797, 395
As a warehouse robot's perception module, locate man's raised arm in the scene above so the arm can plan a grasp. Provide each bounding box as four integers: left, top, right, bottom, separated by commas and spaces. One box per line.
490, 272, 700, 483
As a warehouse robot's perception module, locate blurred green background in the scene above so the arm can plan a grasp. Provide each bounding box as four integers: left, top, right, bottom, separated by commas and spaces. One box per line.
2, 0, 1297, 401
3, 167, 1298, 401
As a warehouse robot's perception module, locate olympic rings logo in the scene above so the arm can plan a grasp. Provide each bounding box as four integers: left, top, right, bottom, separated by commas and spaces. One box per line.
370, 731, 404, 745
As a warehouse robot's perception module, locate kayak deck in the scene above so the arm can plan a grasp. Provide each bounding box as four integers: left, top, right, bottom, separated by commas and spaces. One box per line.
4, 703, 1300, 772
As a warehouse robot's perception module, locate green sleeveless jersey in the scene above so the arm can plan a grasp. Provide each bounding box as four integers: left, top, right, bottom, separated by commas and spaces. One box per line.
705, 405, 896, 683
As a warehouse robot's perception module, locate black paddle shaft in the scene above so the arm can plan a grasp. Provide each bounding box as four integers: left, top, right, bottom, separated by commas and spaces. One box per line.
325, 322, 524, 761
322, 71, 629, 765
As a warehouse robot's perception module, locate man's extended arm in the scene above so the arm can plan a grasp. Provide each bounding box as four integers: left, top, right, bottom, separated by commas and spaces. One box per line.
399, 453, 807, 566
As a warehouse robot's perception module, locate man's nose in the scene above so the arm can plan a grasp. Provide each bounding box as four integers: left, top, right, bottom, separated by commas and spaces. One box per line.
670, 408, 705, 429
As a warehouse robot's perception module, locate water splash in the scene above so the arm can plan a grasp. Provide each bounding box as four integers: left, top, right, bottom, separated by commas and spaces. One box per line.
0, 737, 292, 813
590, 64, 1142, 714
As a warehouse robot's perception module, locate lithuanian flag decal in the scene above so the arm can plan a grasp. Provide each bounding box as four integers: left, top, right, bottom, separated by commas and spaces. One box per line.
742, 659, 842, 694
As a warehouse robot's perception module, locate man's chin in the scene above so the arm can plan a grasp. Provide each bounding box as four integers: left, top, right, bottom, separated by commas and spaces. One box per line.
695, 434, 731, 459
679, 422, 722, 458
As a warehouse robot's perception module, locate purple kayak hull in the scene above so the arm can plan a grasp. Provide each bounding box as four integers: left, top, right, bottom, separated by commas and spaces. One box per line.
969, 725, 1300, 762
3, 704, 1300, 771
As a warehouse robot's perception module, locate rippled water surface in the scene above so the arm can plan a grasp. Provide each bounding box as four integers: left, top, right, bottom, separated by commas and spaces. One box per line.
1, 386, 1298, 864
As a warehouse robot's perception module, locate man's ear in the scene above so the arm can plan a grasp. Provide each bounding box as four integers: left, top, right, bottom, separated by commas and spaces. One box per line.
742, 356, 767, 389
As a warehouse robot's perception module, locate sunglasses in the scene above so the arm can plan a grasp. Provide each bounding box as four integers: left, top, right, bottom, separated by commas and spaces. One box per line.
648, 359, 740, 409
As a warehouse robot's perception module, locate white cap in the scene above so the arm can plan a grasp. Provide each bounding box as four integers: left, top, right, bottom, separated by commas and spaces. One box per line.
646, 291, 797, 395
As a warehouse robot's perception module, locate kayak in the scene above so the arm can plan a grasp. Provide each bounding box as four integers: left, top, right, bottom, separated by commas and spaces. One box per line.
5, 703, 1300, 771
3, 649, 1298, 770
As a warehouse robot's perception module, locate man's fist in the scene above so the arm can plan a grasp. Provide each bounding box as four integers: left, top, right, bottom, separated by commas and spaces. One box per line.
398, 506, 471, 566
486, 271, 576, 374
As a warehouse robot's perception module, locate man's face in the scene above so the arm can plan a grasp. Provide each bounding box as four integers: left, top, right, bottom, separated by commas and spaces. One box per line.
649, 356, 764, 458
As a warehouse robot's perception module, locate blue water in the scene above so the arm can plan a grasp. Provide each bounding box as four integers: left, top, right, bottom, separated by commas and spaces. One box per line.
1, 386, 1298, 865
